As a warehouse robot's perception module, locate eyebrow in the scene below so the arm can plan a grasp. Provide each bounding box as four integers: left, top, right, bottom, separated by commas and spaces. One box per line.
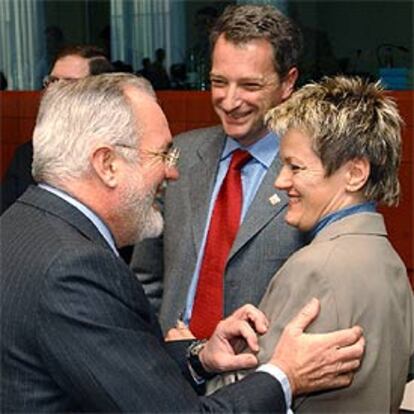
210, 73, 266, 82
148, 141, 173, 155
164, 142, 173, 152
284, 156, 304, 164
211, 73, 279, 86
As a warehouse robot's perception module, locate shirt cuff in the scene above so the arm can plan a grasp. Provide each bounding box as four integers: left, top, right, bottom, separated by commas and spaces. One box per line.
256, 363, 293, 413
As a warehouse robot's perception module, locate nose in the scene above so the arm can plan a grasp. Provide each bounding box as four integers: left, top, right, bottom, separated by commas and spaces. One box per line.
274, 165, 291, 190
165, 165, 179, 181
220, 84, 241, 112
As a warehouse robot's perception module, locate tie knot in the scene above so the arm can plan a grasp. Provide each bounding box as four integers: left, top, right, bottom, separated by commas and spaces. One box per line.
229, 149, 252, 171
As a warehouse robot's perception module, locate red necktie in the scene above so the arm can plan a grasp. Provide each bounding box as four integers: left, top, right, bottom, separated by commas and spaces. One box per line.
189, 149, 252, 339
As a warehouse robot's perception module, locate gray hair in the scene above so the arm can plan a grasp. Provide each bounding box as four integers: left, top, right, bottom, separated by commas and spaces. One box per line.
266, 76, 403, 206
210, 4, 302, 78
32, 73, 155, 185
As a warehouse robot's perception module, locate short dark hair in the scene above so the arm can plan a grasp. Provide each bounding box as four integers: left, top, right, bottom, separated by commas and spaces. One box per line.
88, 57, 114, 75
210, 5, 302, 79
53, 45, 113, 75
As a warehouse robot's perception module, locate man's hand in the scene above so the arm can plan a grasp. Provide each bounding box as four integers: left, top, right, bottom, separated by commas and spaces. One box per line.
165, 321, 195, 341
270, 298, 365, 396
199, 304, 269, 373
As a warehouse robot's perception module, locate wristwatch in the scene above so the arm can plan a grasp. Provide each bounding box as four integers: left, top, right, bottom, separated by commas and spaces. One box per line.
187, 339, 215, 380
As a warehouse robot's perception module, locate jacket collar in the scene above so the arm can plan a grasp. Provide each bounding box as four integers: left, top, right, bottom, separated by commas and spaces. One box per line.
312, 212, 387, 244
18, 185, 116, 254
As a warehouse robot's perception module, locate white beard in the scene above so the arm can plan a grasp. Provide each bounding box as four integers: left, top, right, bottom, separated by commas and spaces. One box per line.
120, 177, 164, 246
135, 204, 163, 242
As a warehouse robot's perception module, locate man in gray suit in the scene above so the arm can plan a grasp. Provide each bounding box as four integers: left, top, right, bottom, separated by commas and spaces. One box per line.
131, 5, 306, 334
1, 73, 365, 412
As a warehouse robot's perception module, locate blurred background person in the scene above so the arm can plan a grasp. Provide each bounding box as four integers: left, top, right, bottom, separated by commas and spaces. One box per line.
111, 59, 133, 73
44, 25, 65, 69
186, 5, 219, 89
149, 48, 171, 90
1, 45, 113, 215
0, 71, 8, 90
136, 57, 152, 80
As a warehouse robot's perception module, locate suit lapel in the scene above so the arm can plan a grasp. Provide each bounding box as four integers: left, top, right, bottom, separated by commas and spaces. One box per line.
229, 156, 288, 259
188, 131, 225, 254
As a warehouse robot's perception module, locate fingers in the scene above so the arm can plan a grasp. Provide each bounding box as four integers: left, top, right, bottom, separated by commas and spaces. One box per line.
330, 373, 354, 388
231, 304, 269, 335
269, 311, 365, 396
203, 315, 261, 373
307, 334, 364, 379
164, 327, 195, 341
237, 320, 260, 353
217, 317, 260, 353
315, 372, 354, 391
335, 358, 361, 375
321, 325, 363, 349
310, 336, 363, 379
336, 336, 365, 362
314, 354, 361, 379
287, 298, 320, 334
165, 320, 196, 341
217, 353, 259, 372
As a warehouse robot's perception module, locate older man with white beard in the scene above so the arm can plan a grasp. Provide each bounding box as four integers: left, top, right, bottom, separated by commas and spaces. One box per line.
1, 73, 365, 413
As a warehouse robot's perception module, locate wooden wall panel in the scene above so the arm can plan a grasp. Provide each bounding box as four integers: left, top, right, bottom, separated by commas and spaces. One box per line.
157, 90, 219, 136
1, 91, 41, 176
378, 162, 413, 277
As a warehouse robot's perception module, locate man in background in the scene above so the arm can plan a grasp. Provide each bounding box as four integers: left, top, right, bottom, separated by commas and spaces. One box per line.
1, 44, 113, 214
131, 4, 305, 336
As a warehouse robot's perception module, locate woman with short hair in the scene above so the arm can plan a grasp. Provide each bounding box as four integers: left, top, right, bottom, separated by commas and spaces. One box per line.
210, 76, 414, 412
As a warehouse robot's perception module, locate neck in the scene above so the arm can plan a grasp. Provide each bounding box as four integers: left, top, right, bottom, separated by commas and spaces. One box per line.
234, 127, 268, 147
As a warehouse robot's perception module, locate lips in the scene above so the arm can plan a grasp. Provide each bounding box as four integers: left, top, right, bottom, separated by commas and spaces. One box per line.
222, 110, 252, 123
288, 195, 301, 206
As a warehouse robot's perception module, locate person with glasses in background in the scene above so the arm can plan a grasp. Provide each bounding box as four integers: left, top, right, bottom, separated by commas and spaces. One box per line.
1, 73, 365, 413
1, 44, 113, 215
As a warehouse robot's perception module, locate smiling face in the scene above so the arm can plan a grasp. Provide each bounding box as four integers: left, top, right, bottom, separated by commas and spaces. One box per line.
275, 128, 360, 232
117, 86, 178, 244
210, 35, 296, 147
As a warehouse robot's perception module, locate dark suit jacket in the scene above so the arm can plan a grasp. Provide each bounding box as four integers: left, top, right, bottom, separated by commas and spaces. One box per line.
158, 126, 305, 332
1, 185, 286, 412
1, 140, 34, 214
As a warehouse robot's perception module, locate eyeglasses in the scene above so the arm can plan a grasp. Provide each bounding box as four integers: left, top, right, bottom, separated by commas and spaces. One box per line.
42, 75, 59, 88
145, 145, 180, 168
42, 75, 77, 88
115, 143, 180, 168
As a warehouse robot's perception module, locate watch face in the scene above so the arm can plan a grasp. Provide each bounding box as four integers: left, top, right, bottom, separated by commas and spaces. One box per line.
187, 339, 214, 380
189, 340, 207, 356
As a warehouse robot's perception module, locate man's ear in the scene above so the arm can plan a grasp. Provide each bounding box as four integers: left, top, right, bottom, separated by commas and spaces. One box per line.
90, 146, 119, 188
280, 67, 299, 101
345, 158, 370, 193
